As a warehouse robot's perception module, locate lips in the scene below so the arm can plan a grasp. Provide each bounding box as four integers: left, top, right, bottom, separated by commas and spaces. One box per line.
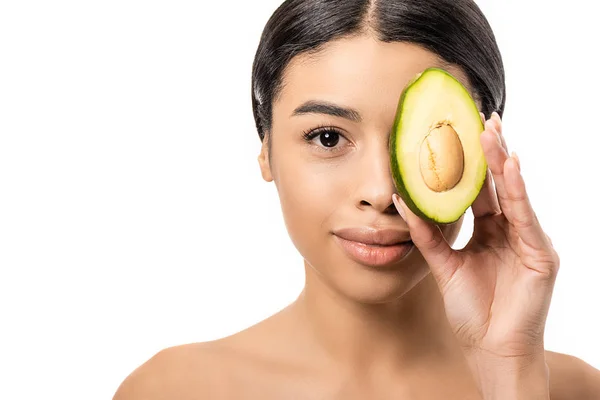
333, 227, 413, 267
333, 227, 411, 246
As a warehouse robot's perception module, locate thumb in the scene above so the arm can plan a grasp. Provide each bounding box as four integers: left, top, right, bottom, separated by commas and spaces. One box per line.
392, 194, 462, 288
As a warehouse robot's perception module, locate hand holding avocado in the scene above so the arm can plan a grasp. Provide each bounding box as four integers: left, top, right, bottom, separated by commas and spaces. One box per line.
391, 70, 559, 395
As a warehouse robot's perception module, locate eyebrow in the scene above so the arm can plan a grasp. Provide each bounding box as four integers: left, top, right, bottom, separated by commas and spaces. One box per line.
292, 100, 362, 122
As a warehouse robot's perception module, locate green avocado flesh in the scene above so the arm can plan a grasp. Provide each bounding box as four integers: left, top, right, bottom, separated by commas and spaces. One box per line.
390, 68, 487, 224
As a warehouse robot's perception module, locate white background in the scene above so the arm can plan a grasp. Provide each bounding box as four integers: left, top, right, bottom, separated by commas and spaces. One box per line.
1, 1, 598, 398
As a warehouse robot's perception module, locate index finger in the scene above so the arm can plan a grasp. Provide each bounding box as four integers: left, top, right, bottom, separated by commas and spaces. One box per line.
392, 194, 463, 290
503, 155, 550, 252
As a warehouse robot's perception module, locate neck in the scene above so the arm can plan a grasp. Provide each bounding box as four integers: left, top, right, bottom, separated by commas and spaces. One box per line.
294, 264, 459, 372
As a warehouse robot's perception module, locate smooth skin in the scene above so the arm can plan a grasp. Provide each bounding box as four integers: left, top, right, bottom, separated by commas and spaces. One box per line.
114, 36, 600, 399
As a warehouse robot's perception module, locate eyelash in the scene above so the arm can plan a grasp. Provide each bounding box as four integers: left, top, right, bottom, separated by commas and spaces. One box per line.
301, 125, 349, 153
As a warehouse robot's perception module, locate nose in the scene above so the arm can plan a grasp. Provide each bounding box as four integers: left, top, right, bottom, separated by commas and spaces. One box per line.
354, 140, 398, 215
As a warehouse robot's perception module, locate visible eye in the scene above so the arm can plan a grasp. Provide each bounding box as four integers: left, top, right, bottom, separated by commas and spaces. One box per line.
302, 126, 349, 152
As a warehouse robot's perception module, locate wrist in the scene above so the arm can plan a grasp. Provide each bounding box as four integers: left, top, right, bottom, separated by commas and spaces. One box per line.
466, 350, 550, 400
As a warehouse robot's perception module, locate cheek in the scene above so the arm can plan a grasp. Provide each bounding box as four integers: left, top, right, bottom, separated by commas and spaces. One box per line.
278, 161, 338, 223
274, 155, 350, 256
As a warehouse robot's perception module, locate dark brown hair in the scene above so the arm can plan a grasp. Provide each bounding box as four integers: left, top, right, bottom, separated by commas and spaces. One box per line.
251, 0, 505, 143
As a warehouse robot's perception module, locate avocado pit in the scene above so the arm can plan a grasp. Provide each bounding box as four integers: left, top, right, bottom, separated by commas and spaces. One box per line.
418, 122, 464, 192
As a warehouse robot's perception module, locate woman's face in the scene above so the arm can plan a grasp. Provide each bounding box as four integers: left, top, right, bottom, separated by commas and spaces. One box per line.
258, 36, 475, 303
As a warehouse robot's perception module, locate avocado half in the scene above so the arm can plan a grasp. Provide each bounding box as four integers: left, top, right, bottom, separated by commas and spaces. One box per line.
390, 68, 487, 224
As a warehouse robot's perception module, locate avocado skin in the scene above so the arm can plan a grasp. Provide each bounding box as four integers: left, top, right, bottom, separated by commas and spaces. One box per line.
389, 67, 486, 225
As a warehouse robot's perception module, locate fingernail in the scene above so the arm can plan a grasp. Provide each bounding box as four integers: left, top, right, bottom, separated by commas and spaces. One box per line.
487, 121, 501, 144
493, 112, 503, 135
511, 151, 521, 171
479, 112, 485, 124
393, 194, 407, 222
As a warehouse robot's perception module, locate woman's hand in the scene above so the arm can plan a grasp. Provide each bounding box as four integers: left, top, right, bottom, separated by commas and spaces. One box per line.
392, 112, 559, 398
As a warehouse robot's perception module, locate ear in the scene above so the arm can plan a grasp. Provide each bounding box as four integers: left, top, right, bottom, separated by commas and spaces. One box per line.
257, 135, 273, 182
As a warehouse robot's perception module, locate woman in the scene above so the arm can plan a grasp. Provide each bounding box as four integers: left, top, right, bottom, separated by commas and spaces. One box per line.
114, 0, 600, 398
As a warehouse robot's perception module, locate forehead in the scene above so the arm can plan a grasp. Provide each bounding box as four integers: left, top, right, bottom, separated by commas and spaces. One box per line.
274, 35, 477, 123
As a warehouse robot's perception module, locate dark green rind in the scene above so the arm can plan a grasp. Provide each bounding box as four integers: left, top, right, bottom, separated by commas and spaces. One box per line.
389, 67, 486, 225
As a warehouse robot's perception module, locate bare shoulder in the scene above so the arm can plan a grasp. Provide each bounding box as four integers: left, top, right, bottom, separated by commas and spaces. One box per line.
112, 306, 298, 400
546, 350, 600, 399
112, 340, 237, 400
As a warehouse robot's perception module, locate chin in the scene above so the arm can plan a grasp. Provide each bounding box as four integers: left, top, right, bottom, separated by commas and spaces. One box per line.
308, 252, 432, 305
